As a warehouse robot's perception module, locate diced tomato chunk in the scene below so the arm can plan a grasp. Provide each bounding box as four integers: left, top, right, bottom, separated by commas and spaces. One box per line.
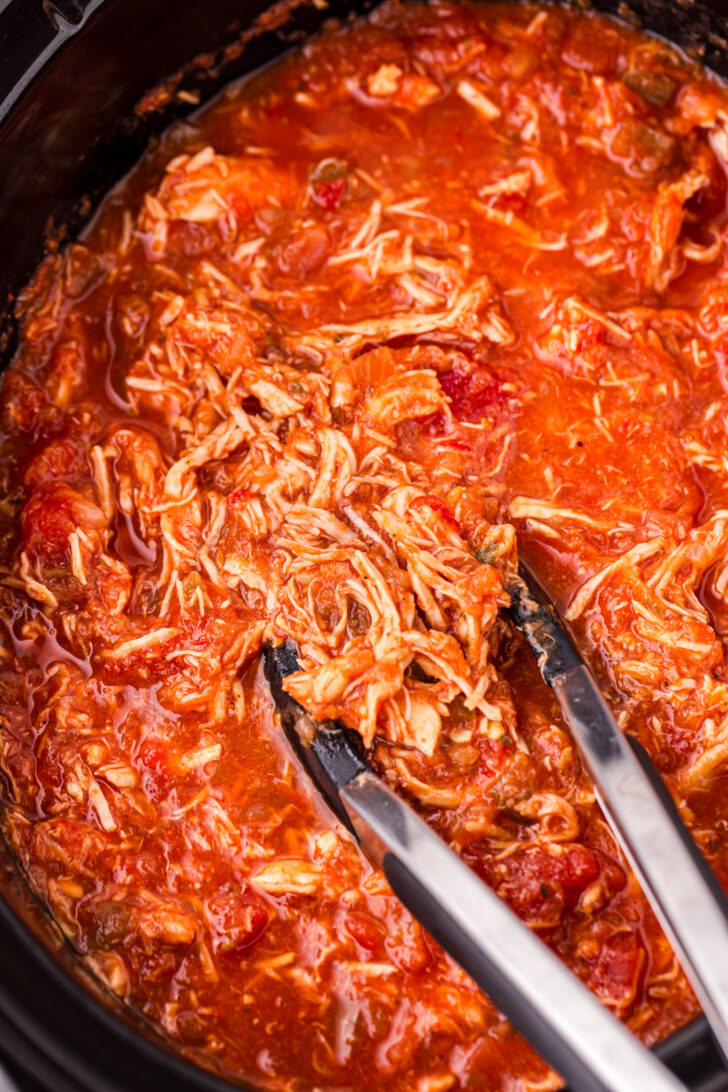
341, 908, 385, 953
21, 482, 105, 564
589, 931, 646, 1013
475, 843, 601, 927
310, 159, 349, 211
137, 738, 171, 801
439, 366, 506, 423
312, 177, 346, 211
384, 908, 433, 973
207, 891, 270, 954
21, 487, 78, 564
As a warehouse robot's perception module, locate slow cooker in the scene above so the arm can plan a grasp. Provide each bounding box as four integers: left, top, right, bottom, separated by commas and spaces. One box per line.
2, 0, 728, 1088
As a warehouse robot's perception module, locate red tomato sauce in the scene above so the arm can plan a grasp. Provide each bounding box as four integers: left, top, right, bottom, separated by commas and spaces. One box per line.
1, 3, 728, 1089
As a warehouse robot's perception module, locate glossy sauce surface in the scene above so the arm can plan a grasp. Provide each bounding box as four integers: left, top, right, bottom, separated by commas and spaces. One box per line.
2, 3, 728, 1089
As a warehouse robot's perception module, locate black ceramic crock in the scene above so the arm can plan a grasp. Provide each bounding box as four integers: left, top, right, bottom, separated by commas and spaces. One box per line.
2, 0, 728, 1088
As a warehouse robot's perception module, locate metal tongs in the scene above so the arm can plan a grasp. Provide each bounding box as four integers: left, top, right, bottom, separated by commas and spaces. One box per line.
264, 640, 689, 1092
508, 562, 728, 1065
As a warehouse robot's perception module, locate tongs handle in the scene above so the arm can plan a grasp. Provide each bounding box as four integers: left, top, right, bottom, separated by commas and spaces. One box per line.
553, 663, 728, 1067
341, 769, 686, 1092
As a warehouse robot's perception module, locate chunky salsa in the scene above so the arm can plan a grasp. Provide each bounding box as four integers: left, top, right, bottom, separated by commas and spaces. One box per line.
2, 2, 728, 1088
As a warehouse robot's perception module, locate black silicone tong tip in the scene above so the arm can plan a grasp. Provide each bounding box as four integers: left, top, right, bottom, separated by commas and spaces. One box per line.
263, 640, 306, 719
263, 641, 370, 832
506, 562, 582, 686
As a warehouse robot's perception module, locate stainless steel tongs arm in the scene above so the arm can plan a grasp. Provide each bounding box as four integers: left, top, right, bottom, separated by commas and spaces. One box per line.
264, 643, 687, 1092
555, 664, 728, 1065
341, 769, 687, 1092
509, 564, 728, 1068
